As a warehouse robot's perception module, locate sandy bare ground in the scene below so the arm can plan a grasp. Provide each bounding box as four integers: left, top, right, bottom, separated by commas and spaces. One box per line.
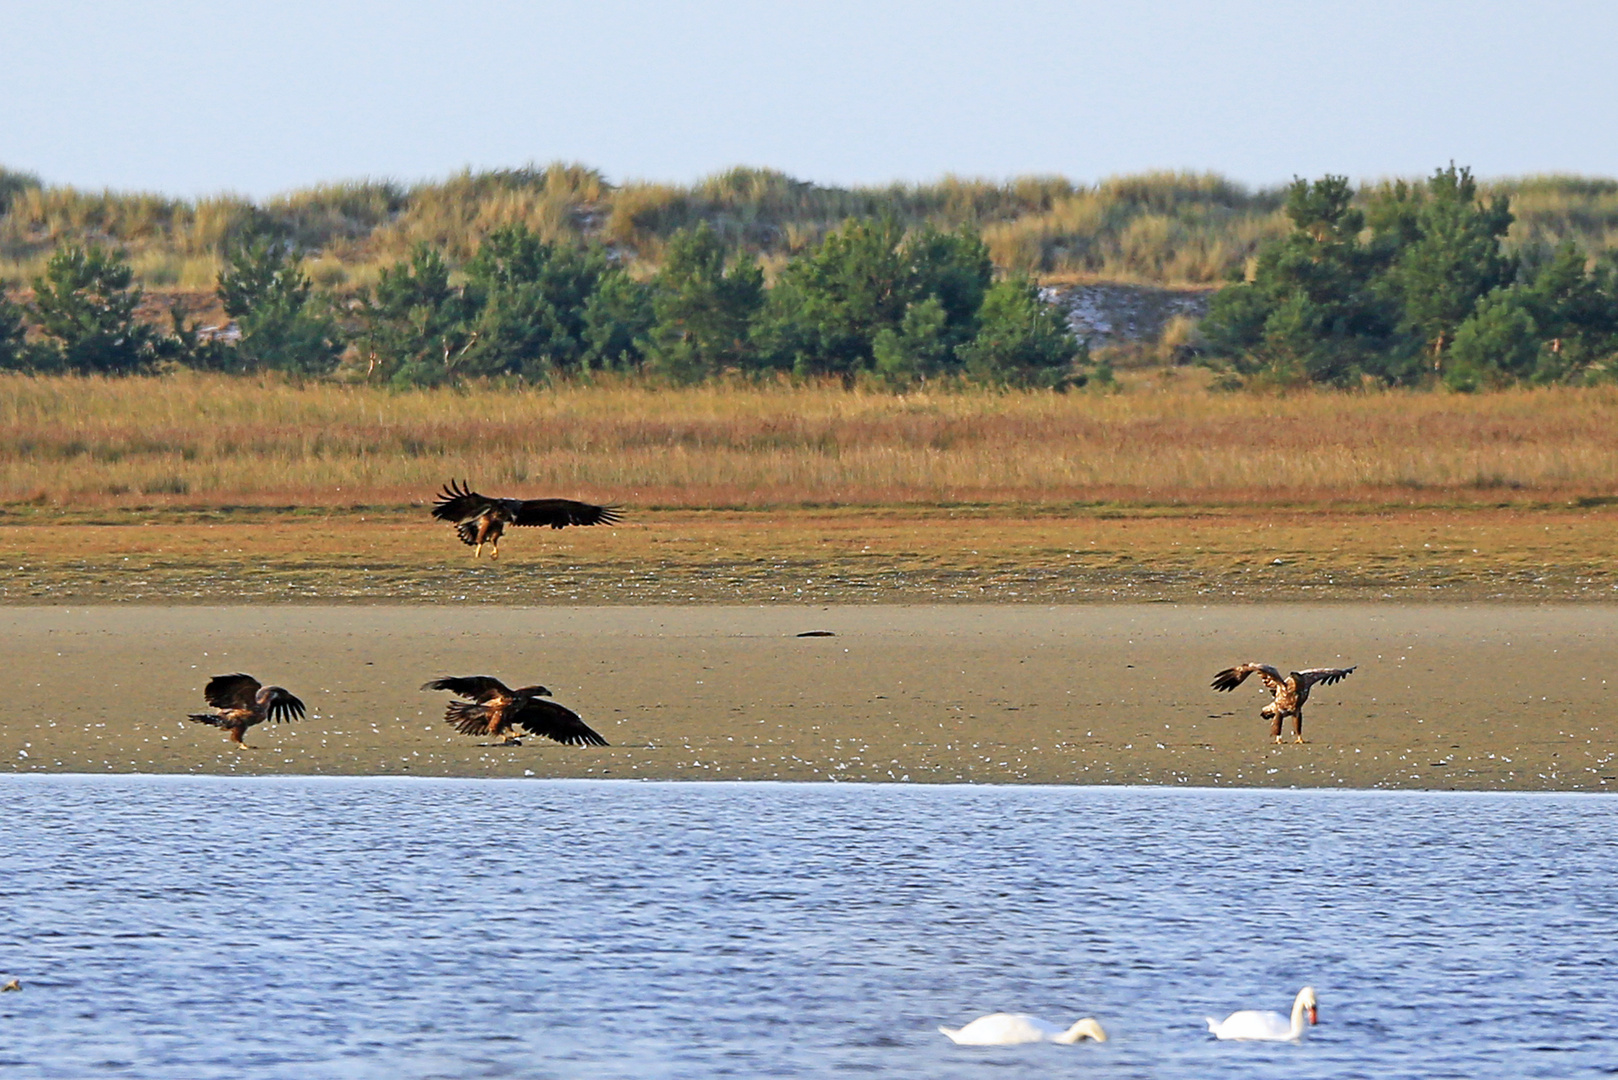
2, 605, 1613, 790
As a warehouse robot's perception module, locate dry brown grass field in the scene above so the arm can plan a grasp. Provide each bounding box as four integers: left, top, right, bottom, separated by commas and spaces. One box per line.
6, 372, 1618, 508
3, 373, 1618, 603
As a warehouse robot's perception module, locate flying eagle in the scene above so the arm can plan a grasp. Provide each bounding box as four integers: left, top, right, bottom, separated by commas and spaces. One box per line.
430, 480, 622, 558
187, 673, 306, 747
1210, 663, 1355, 743
421, 676, 609, 747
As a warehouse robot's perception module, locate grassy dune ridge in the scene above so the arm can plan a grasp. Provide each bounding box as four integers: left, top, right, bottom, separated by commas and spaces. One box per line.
4, 373, 1618, 508
3, 165, 1616, 290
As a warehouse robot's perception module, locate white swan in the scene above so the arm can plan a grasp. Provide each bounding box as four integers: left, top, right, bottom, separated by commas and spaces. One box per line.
939, 1013, 1107, 1045
1206, 986, 1318, 1041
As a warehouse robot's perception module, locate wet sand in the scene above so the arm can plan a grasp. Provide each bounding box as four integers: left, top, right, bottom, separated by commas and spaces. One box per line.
2, 604, 1613, 790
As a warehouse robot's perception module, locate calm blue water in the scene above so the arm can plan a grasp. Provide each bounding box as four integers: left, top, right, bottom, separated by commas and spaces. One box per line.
1, 777, 1614, 1079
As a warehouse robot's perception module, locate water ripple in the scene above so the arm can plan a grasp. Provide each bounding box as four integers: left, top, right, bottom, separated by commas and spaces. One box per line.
1, 777, 1615, 1079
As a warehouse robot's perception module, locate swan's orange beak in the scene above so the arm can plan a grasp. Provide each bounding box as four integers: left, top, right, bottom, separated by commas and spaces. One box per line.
1307, 1005, 1319, 1025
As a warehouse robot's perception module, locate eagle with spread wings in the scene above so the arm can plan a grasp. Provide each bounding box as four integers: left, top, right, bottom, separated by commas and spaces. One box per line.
430, 480, 622, 558
422, 675, 609, 747
1210, 663, 1355, 743
187, 673, 306, 747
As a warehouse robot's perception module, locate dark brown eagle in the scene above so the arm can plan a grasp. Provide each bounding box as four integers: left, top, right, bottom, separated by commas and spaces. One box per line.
187, 673, 306, 747
422, 676, 609, 747
430, 480, 622, 558
1211, 663, 1356, 743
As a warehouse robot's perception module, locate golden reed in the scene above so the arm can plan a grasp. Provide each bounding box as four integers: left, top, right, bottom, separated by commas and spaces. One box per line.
3, 373, 1618, 508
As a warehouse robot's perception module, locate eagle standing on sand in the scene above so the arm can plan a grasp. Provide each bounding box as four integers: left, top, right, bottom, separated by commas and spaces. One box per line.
187, 673, 306, 747
422, 676, 609, 747
1210, 663, 1356, 743
430, 480, 622, 558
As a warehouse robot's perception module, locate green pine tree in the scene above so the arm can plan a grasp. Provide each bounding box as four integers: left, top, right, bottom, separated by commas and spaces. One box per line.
356, 244, 474, 385
955, 276, 1084, 386
1377, 164, 1515, 373
217, 237, 343, 376
1201, 175, 1404, 384
31, 243, 160, 374
0, 291, 37, 370
459, 225, 611, 378
644, 223, 764, 382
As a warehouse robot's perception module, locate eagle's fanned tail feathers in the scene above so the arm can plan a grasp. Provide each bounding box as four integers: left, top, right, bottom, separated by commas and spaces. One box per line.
444, 701, 493, 735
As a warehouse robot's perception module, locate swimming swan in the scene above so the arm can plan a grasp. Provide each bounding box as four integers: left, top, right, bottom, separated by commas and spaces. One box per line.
938, 1013, 1107, 1045
1206, 986, 1317, 1041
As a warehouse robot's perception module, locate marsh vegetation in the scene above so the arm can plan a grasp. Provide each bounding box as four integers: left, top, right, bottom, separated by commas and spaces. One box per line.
5, 373, 1618, 508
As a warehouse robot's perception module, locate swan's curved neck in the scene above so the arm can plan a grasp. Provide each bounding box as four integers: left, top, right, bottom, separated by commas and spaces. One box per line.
1289, 991, 1315, 1038
1055, 1019, 1104, 1043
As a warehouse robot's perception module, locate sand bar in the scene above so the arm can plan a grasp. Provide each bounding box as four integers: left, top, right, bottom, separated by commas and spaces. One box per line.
2, 604, 1613, 790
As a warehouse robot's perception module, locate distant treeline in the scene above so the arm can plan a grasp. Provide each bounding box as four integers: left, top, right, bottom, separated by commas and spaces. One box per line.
1201, 166, 1618, 388
0, 218, 1084, 388
4, 161, 1618, 389
4, 162, 1618, 289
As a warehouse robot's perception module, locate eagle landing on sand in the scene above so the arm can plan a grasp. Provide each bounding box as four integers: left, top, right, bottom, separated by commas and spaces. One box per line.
422, 676, 609, 747
1211, 663, 1355, 744
430, 480, 621, 558
187, 673, 306, 747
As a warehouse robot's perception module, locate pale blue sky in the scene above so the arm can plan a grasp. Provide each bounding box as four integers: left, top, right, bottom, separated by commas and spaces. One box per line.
4, 0, 1614, 198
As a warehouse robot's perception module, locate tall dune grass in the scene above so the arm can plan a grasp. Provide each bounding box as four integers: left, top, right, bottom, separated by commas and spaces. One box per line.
7, 165, 1616, 291
3, 374, 1617, 508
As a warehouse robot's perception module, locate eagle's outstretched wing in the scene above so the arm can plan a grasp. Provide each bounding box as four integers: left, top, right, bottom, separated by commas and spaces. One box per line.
421, 675, 514, 702
261, 687, 306, 723
513, 698, 609, 746
203, 673, 262, 709
430, 480, 496, 524
512, 498, 622, 529
1295, 666, 1356, 690
1211, 663, 1286, 693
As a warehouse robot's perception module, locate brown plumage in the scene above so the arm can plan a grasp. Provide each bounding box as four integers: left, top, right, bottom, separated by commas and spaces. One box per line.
187, 673, 306, 747
421, 675, 608, 747
1211, 663, 1355, 743
430, 480, 621, 558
